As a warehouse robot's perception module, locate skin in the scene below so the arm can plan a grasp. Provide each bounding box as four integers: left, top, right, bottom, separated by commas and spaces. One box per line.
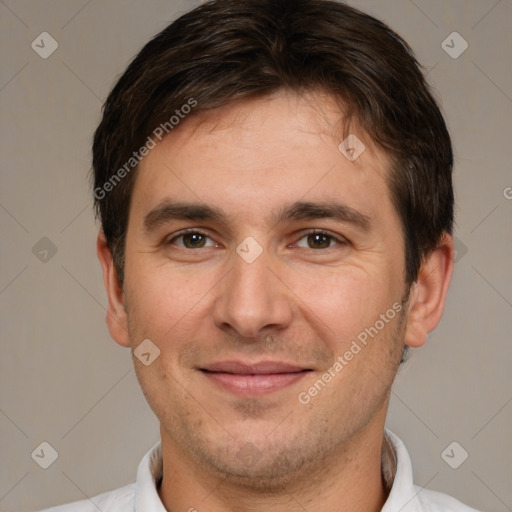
98, 89, 454, 512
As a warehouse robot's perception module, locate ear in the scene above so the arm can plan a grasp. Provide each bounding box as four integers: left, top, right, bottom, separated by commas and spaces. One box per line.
97, 231, 131, 348
404, 233, 455, 348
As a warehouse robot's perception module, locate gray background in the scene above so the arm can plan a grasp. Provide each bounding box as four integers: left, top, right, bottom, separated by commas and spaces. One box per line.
1, 0, 511, 511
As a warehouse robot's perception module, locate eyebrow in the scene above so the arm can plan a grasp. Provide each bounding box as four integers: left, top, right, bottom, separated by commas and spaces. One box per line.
143, 200, 372, 233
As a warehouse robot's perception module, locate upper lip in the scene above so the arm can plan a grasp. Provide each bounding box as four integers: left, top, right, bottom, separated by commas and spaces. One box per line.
201, 361, 309, 374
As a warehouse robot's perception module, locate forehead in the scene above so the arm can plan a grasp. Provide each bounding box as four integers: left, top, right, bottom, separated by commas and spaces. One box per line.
132, 90, 395, 225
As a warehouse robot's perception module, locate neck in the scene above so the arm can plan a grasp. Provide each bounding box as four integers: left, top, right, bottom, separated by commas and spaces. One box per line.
157, 418, 389, 512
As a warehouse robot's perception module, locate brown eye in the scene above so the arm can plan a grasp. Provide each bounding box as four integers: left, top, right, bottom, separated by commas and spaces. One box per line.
295, 230, 345, 250
182, 233, 207, 248
168, 231, 215, 249
307, 233, 332, 249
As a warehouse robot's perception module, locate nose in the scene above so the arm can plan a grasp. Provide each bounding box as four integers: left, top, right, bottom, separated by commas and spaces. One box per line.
212, 245, 293, 340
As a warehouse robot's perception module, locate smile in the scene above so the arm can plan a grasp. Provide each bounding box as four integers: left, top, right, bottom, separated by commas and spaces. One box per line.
200, 361, 312, 397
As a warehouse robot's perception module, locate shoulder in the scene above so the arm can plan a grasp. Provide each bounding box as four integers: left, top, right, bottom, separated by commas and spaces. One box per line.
35, 483, 135, 512
414, 485, 482, 512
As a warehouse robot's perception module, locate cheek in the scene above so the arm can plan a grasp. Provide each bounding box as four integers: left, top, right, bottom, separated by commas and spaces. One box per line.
123, 255, 216, 344
289, 265, 395, 345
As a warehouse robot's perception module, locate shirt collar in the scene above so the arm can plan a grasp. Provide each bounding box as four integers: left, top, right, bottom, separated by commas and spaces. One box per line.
381, 429, 424, 511
135, 440, 167, 512
135, 429, 421, 511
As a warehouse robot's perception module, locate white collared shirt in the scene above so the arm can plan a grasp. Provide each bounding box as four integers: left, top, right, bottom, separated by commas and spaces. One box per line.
37, 430, 480, 511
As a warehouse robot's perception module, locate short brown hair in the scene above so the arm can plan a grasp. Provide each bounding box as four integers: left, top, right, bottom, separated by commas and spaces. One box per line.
92, 0, 453, 285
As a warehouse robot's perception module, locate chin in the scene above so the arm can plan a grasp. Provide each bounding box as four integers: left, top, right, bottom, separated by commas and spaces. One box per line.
182, 424, 335, 492
200, 449, 311, 492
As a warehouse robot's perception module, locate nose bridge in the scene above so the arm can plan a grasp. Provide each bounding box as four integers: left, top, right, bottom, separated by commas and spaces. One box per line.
213, 244, 292, 338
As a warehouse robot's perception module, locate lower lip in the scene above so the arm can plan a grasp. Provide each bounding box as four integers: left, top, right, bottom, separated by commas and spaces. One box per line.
202, 371, 308, 397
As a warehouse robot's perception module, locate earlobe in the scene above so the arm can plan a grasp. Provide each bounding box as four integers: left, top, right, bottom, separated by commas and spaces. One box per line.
404, 234, 455, 348
96, 231, 131, 348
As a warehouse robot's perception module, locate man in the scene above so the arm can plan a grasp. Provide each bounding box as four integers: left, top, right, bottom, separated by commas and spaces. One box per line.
40, 0, 479, 510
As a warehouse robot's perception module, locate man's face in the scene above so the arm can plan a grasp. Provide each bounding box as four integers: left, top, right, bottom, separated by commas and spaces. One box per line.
122, 90, 408, 484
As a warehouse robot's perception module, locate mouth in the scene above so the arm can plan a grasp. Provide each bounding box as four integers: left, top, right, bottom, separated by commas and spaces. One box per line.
199, 361, 312, 397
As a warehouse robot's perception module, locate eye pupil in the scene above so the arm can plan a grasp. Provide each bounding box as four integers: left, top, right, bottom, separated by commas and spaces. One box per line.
308, 233, 330, 249
183, 233, 206, 248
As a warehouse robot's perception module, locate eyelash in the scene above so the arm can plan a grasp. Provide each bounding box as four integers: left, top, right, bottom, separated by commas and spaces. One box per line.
166, 228, 349, 250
